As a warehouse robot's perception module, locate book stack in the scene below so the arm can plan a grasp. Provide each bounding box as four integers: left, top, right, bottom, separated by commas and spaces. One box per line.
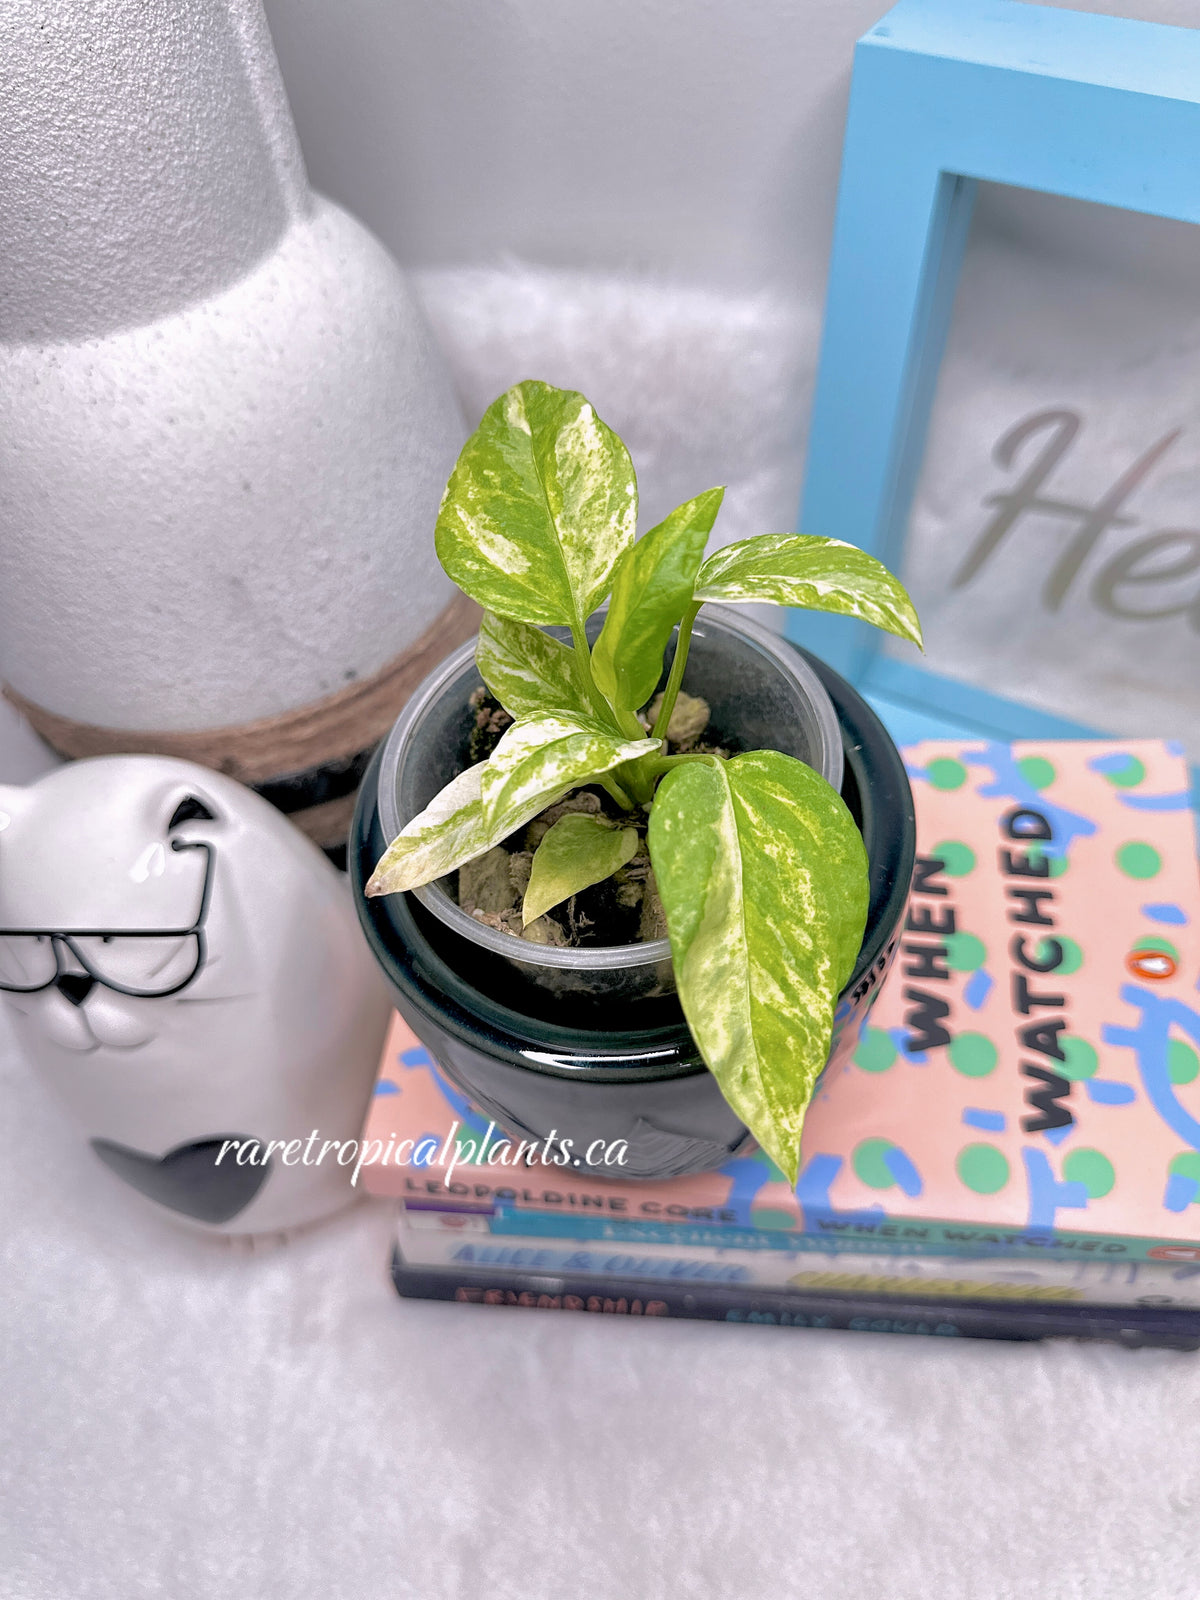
364, 738, 1200, 1349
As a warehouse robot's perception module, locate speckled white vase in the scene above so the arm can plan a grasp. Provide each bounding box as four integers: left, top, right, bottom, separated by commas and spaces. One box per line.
0, 757, 391, 1234
0, 0, 464, 734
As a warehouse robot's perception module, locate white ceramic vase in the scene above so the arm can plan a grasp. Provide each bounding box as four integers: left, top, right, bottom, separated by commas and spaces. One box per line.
0, 0, 466, 831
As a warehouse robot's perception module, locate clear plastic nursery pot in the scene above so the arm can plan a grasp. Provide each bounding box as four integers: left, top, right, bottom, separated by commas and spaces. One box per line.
349, 610, 915, 1180
377, 607, 844, 1010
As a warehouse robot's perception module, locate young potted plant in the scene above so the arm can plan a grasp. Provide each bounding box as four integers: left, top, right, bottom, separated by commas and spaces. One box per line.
350, 379, 921, 1184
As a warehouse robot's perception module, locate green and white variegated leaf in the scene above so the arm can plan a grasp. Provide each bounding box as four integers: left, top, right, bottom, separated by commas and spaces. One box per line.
591, 486, 724, 716
694, 534, 923, 650
365, 762, 498, 896
648, 749, 869, 1185
481, 713, 657, 835
366, 712, 653, 898
523, 813, 639, 925
476, 611, 593, 722
435, 380, 638, 629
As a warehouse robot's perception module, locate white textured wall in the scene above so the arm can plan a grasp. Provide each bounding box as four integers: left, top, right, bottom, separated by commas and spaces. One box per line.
263, 0, 1200, 290
262, 0, 879, 290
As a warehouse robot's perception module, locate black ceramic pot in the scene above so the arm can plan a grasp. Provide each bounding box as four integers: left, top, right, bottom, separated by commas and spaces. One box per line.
349, 636, 914, 1181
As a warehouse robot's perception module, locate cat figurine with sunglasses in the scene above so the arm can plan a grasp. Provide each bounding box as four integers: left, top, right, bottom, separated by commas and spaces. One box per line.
0, 756, 390, 1234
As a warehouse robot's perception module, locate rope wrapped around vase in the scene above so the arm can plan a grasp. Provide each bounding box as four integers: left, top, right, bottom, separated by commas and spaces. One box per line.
3, 593, 480, 864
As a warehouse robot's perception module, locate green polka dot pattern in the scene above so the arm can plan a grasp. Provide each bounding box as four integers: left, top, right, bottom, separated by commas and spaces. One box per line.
1033, 935, 1082, 976
926, 758, 967, 791
854, 1028, 898, 1073
1169, 1152, 1200, 1184
852, 1138, 899, 1190
1057, 1035, 1099, 1081
956, 1143, 1010, 1194
1169, 1041, 1200, 1087
1062, 1148, 1115, 1200
1026, 844, 1069, 878
1017, 756, 1056, 791
1102, 754, 1146, 788
931, 840, 976, 877
1116, 842, 1162, 880
943, 931, 986, 973
948, 1032, 998, 1078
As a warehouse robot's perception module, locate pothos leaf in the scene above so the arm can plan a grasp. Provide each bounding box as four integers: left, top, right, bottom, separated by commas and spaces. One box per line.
481, 713, 657, 834
694, 534, 923, 650
647, 749, 869, 1185
365, 762, 498, 896
435, 379, 638, 629
366, 714, 653, 898
476, 611, 593, 722
522, 814, 639, 925
591, 486, 724, 715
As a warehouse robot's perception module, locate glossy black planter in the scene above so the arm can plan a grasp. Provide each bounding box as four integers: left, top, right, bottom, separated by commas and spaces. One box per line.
350, 646, 914, 1180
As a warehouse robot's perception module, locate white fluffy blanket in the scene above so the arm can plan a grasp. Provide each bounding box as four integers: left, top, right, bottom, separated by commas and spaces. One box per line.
5, 1001, 1199, 1600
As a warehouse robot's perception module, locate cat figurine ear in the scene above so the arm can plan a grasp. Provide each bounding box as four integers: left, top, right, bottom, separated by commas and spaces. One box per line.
0, 756, 391, 1234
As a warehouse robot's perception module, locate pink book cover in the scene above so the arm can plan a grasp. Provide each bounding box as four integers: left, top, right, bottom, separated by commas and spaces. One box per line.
361, 739, 1200, 1260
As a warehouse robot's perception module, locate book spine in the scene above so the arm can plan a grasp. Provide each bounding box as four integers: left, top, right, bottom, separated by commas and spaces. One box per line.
389, 1252, 1200, 1350
477, 1205, 1196, 1264
395, 1226, 1200, 1307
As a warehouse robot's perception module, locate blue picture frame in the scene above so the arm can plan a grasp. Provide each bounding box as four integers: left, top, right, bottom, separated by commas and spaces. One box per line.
792, 0, 1200, 758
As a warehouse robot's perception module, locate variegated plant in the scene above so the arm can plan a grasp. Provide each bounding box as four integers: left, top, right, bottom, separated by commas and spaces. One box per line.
367, 379, 922, 1182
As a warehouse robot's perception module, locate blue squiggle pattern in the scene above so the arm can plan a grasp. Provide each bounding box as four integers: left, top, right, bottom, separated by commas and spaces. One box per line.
1164, 1173, 1199, 1213
963, 969, 994, 1011
1023, 1147, 1090, 1229
884, 1147, 923, 1197
1089, 753, 1136, 776
412, 1133, 443, 1167
795, 1152, 887, 1232
1142, 903, 1189, 926
718, 1149, 779, 1222
423, 1063, 494, 1137
1042, 1122, 1074, 1146
963, 1109, 1006, 1131
1103, 984, 1200, 1153
1084, 1080, 1137, 1106
1119, 791, 1191, 812
888, 1027, 927, 1065
965, 743, 1097, 857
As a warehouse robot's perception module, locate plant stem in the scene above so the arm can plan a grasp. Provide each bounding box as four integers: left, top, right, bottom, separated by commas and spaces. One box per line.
569, 621, 602, 708
650, 602, 701, 741
572, 619, 647, 739
615, 754, 658, 807
599, 772, 636, 810
642, 752, 718, 778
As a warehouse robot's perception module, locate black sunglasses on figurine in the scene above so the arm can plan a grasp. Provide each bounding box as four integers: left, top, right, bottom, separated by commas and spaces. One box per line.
0, 839, 215, 1001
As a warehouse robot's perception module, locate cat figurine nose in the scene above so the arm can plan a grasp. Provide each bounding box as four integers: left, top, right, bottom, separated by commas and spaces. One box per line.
55, 971, 95, 1008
